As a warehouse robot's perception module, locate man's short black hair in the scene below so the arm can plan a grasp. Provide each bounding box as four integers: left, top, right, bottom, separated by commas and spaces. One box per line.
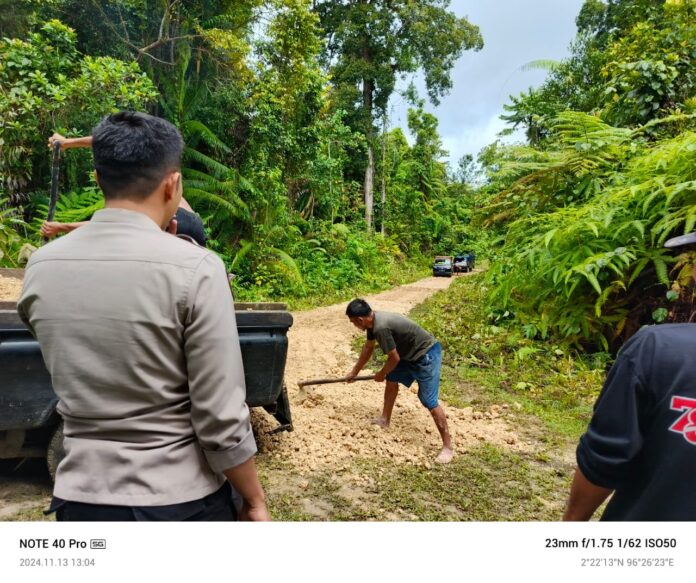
346, 298, 372, 318
92, 111, 183, 200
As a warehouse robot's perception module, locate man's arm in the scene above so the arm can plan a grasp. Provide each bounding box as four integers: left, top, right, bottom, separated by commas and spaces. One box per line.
347, 340, 375, 381
564, 331, 649, 521
46, 133, 194, 219
40, 221, 88, 239
184, 253, 268, 520
223, 458, 269, 521
178, 197, 194, 212
563, 466, 613, 521
374, 348, 400, 382
48, 133, 92, 150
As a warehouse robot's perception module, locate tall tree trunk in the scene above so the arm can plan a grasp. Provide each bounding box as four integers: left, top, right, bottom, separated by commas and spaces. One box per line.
362, 74, 374, 231
380, 115, 387, 236
364, 144, 374, 230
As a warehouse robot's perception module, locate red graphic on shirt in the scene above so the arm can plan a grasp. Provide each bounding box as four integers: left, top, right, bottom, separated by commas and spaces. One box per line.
669, 396, 696, 444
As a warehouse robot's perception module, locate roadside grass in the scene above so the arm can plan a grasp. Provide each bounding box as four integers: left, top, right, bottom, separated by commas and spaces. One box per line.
0, 459, 53, 521
410, 273, 606, 441
0, 504, 51, 522
363, 444, 569, 521
262, 443, 571, 521
241, 260, 430, 311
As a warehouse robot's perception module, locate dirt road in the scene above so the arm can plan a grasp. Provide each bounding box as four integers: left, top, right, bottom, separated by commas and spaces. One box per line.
253, 275, 522, 472
0, 274, 525, 520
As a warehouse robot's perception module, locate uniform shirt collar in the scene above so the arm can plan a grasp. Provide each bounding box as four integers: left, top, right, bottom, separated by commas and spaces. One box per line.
91, 208, 162, 231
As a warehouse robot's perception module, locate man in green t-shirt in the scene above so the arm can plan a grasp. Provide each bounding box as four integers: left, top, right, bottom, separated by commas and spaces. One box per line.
345, 298, 454, 464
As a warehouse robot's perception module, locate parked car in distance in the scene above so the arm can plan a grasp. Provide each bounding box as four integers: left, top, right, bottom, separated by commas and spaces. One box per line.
454, 252, 476, 273
432, 256, 454, 277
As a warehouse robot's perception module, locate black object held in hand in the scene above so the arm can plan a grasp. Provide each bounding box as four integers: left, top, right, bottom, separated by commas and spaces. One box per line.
44, 141, 61, 243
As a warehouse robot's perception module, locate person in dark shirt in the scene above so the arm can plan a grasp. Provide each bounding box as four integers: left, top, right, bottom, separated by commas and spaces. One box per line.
42, 133, 207, 246
345, 298, 454, 464
564, 233, 696, 521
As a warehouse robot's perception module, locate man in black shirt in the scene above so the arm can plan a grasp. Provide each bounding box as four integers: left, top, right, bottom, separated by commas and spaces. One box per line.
564, 233, 696, 521
345, 298, 454, 464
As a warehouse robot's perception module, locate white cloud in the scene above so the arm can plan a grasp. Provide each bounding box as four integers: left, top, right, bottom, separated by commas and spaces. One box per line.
386, 0, 584, 164
442, 114, 524, 164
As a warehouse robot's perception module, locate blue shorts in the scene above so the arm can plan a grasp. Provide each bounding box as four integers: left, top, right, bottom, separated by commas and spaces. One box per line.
386, 342, 442, 410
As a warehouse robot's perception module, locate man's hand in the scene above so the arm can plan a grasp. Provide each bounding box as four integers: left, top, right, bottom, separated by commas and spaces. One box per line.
346, 368, 360, 383
48, 133, 66, 151
222, 457, 269, 521
239, 500, 271, 522
40, 221, 66, 239
374, 370, 386, 383
166, 217, 178, 235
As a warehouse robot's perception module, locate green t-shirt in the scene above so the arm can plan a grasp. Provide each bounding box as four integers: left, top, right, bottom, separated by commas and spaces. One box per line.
366, 311, 436, 362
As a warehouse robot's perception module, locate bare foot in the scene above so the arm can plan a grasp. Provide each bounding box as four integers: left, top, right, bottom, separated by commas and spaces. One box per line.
371, 416, 389, 428
435, 447, 454, 464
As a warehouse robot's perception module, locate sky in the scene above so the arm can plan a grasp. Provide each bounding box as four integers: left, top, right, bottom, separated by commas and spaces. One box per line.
389, 0, 586, 166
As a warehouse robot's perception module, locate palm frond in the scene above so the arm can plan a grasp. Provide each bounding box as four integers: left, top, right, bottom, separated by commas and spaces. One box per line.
183, 187, 250, 222
182, 120, 231, 154
519, 59, 561, 72
269, 246, 303, 281
184, 147, 236, 179
230, 240, 254, 271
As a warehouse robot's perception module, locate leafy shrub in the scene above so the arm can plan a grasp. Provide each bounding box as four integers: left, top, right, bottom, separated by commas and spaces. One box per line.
480, 112, 696, 350
0, 195, 34, 266
0, 20, 157, 202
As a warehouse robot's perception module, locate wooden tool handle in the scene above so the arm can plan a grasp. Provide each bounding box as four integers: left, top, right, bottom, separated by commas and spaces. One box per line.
298, 375, 376, 388
43, 142, 61, 244
46, 142, 61, 223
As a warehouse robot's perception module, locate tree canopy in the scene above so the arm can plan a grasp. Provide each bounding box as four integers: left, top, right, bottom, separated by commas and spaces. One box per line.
315, 0, 482, 229
0, 0, 482, 301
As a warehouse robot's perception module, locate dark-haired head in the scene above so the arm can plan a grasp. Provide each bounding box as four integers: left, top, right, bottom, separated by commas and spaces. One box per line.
346, 299, 373, 331
346, 298, 372, 318
92, 111, 183, 200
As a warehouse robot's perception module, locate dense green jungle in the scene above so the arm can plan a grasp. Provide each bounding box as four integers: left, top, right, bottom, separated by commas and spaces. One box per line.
1, 0, 695, 357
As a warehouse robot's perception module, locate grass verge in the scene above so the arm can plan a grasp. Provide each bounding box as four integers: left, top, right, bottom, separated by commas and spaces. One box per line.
410, 273, 606, 440
285, 260, 429, 311
261, 443, 571, 521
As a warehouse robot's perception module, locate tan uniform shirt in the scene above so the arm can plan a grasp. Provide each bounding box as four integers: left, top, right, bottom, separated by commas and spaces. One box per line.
18, 208, 256, 506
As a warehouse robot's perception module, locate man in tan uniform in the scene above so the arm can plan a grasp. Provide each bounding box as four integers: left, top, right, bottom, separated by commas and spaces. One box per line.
18, 111, 268, 521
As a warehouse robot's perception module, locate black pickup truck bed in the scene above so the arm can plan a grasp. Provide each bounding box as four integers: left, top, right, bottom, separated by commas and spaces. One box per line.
0, 300, 293, 476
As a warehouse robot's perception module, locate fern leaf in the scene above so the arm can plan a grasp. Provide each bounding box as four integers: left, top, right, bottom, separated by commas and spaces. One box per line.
653, 257, 670, 286
230, 240, 255, 271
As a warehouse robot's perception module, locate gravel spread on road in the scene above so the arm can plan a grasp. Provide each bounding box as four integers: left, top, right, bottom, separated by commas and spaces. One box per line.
252, 275, 524, 472
0, 274, 22, 302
